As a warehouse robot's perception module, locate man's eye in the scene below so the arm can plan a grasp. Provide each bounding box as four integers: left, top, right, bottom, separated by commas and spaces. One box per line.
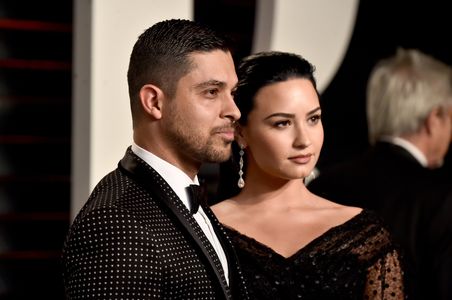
205, 89, 219, 97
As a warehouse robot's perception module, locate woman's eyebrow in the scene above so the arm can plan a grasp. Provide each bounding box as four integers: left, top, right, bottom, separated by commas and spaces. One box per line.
264, 112, 295, 120
307, 107, 321, 115
264, 107, 321, 120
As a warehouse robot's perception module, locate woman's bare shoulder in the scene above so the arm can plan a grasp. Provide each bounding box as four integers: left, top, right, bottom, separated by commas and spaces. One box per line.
211, 198, 236, 216
211, 198, 248, 225
311, 194, 363, 226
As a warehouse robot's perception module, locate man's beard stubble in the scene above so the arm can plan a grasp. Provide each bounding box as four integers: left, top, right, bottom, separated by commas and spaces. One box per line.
164, 119, 233, 164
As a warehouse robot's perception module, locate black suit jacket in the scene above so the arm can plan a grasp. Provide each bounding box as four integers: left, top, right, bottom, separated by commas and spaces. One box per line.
308, 141, 452, 300
63, 147, 249, 299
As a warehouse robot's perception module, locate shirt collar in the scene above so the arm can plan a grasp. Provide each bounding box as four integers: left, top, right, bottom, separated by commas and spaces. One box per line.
380, 136, 428, 167
131, 143, 199, 210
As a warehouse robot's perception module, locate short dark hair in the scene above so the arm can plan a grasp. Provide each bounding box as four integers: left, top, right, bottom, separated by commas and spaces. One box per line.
234, 51, 317, 125
127, 19, 230, 120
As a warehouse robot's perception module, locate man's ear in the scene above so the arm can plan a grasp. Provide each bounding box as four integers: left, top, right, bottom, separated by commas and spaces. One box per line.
424, 107, 442, 135
139, 84, 164, 119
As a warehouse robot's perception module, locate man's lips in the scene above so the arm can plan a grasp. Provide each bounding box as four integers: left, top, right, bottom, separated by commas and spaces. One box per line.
214, 128, 235, 141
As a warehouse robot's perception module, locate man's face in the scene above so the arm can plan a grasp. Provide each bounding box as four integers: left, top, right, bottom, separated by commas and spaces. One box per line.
160, 50, 240, 167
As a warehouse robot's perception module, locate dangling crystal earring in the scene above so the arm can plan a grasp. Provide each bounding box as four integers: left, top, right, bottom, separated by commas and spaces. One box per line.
237, 145, 245, 188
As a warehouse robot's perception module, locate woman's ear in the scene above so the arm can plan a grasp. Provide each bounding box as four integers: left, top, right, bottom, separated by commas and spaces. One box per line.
139, 84, 164, 119
234, 124, 247, 148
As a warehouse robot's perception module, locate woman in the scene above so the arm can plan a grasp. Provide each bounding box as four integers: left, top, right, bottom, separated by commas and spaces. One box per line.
213, 51, 407, 299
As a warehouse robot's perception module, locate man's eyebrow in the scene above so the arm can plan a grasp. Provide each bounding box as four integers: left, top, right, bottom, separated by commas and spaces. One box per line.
193, 80, 225, 89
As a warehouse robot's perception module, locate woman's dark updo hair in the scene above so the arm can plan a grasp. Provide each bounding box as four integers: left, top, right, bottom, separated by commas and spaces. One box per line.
234, 51, 318, 126
215, 51, 319, 202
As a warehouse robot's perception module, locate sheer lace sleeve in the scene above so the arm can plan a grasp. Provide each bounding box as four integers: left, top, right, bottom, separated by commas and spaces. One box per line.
347, 211, 407, 299
364, 249, 405, 299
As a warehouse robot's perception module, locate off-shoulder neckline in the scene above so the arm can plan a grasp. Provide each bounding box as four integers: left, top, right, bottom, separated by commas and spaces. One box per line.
222, 209, 369, 260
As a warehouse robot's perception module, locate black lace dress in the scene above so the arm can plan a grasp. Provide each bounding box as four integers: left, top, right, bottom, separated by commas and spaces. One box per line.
224, 210, 406, 299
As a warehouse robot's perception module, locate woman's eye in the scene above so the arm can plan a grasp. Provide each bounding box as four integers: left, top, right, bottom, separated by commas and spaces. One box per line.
274, 120, 291, 127
308, 114, 321, 125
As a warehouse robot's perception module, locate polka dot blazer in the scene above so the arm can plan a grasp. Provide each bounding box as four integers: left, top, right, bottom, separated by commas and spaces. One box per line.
62, 147, 249, 299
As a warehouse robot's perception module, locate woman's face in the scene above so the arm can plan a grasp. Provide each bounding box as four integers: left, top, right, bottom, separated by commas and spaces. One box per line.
240, 78, 323, 181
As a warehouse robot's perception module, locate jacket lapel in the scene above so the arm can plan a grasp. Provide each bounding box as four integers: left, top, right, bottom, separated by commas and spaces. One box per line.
118, 147, 231, 299
203, 205, 249, 299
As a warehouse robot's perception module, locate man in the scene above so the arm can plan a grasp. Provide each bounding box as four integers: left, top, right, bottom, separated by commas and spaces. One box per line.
308, 49, 452, 299
63, 19, 248, 299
